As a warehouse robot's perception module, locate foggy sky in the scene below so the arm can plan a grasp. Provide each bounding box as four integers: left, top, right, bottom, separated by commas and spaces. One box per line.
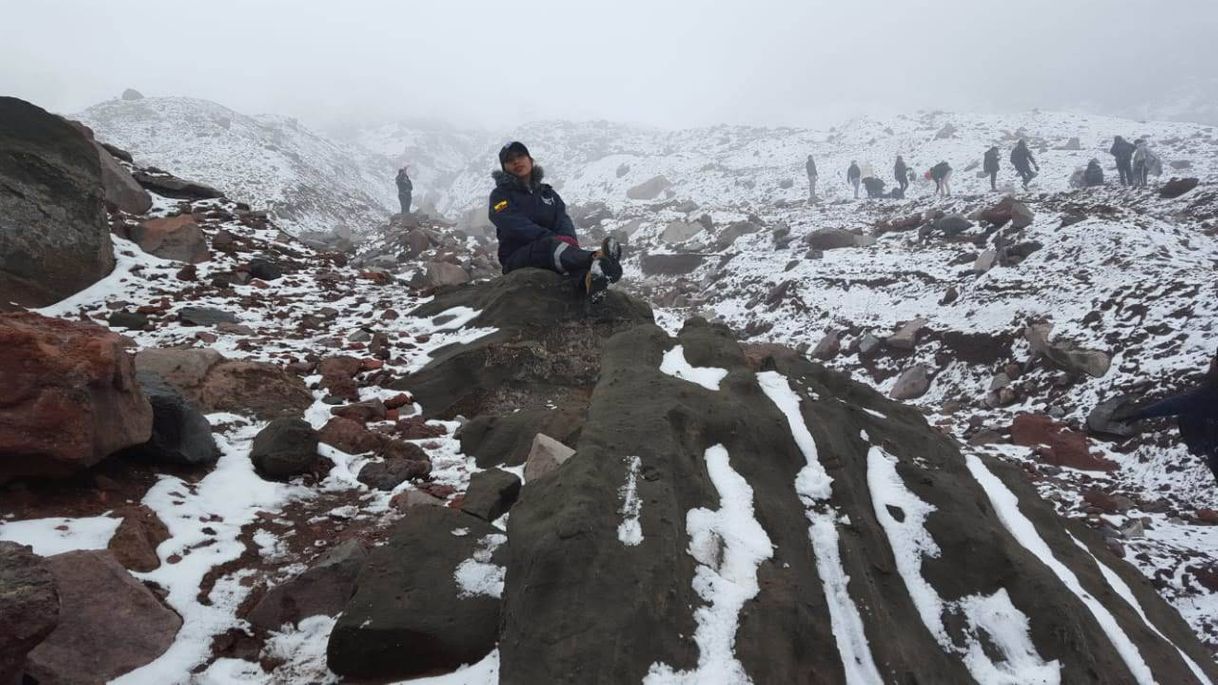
4, 0, 1216, 130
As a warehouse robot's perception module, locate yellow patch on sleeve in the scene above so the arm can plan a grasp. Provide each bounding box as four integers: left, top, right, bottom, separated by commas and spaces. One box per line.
493, 200, 508, 213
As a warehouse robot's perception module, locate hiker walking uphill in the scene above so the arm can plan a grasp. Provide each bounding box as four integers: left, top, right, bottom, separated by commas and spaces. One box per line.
929, 161, 952, 196
894, 155, 909, 194
1110, 351, 1218, 485
983, 146, 1000, 191
488, 141, 623, 299
395, 167, 413, 215
1010, 139, 1038, 190
1110, 135, 1136, 186
847, 161, 861, 199
805, 154, 819, 201
1131, 139, 1161, 188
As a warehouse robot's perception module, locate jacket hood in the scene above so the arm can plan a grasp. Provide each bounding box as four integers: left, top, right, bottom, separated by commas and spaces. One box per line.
492, 165, 545, 190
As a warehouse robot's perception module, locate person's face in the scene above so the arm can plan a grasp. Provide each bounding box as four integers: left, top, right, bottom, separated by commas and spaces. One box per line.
504, 152, 533, 179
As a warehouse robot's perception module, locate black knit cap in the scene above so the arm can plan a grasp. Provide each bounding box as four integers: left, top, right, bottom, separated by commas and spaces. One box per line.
498, 141, 530, 165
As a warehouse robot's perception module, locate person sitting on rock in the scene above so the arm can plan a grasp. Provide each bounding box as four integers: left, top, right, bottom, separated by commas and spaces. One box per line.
489, 141, 622, 298
1112, 351, 1218, 484
983, 146, 1000, 191
1010, 139, 1038, 190
1083, 159, 1104, 187
930, 161, 952, 196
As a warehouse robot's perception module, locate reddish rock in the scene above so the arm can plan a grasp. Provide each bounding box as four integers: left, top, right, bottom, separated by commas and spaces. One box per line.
330, 399, 388, 424
25, 551, 181, 684
197, 361, 313, 420
106, 505, 170, 572
384, 393, 414, 410
1082, 490, 1133, 515
1011, 413, 1117, 472
395, 416, 446, 439
319, 355, 361, 379
357, 459, 432, 490
1195, 508, 1218, 525
175, 264, 197, 281
129, 215, 210, 264
319, 417, 385, 455
378, 439, 430, 462
360, 358, 384, 372
0, 542, 60, 684
0, 312, 153, 479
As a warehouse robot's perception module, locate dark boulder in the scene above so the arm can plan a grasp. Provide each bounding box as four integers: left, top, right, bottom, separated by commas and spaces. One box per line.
0, 96, 114, 308
1159, 177, 1199, 199
107, 310, 148, 330
356, 458, 432, 490
246, 539, 367, 632
640, 254, 706, 276
327, 507, 505, 680
178, 306, 237, 326
131, 170, 224, 200
458, 406, 585, 468
461, 469, 522, 522
121, 370, 219, 466
247, 257, 284, 281
250, 418, 319, 479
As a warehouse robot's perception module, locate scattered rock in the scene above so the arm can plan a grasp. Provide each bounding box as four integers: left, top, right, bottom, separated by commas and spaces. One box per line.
1159, 177, 1199, 199
889, 365, 932, 400
640, 254, 705, 276
320, 417, 384, 455
0, 312, 152, 480
122, 370, 219, 466
26, 551, 181, 685
461, 469, 522, 522
811, 331, 841, 360
357, 459, 431, 490
178, 306, 238, 326
131, 170, 224, 200
974, 249, 998, 274
129, 215, 211, 263
250, 418, 320, 479
885, 318, 928, 351
805, 228, 874, 250
246, 539, 367, 632
1010, 413, 1116, 471
1086, 395, 1137, 439
421, 262, 470, 288
660, 221, 702, 243
1024, 324, 1110, 378
626, 175, 672, 201
979, 197, 1034, 229
107, 310, 148, 330
0, 542, 59, 685
524, 433, 575, 481
106, 505, 170, 572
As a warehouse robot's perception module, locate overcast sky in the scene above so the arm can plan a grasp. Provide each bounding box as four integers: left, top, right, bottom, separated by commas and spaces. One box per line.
3, 0, 1216, 130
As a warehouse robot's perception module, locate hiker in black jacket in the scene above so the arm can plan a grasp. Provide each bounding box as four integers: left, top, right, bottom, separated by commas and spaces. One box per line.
1010, 140, 1038, 190
395, 167, 413, 215
847, 161, 861, 199
983, 147, 1000, 191
806, 154, 819, 201
930, 161, 952, 196
1112, 352, 1218, 484
488, 141, 622, 297
1110, 136, 1135, 186
894, 156, 909, 194
1083, 159, 1104, 187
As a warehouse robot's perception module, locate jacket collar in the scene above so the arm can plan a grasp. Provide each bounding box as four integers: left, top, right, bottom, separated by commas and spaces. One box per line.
492, 165, 545, 192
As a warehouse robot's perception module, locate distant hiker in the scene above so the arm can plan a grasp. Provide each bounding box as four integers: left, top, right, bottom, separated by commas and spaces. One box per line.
806, 154, 819, 201
489, 141, 622, 298
894, 156, 909, 194
930, 161, 952, 196
1111, 351, 1218, 484
847, 161, 861, 199
983, 146, 1000, 191
395, 167, 413, 215
1131, 139, 1161, 188
1010, 139, 1038, 190
862, 177, 886, 199
1083, 159, 1104, 187
1110, 135, 1136, 186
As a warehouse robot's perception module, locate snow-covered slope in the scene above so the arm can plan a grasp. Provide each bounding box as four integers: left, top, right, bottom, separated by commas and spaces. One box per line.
76, 96, 397, 235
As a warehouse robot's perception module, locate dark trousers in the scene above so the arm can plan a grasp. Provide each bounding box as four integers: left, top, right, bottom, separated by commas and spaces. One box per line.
897, 177, 909, 193
1015, 166, 1035, 188
987, 171, 997, 190
1116, 159, 1133, 186
501, 236, 594, 278
398, 191, 412, 214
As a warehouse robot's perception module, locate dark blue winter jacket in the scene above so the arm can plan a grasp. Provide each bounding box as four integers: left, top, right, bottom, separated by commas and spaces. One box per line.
488, 167, 577, 266
1126, 380, 1218, 470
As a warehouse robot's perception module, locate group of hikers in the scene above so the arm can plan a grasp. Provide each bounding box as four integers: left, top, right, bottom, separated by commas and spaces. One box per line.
804, 135, 1164, 201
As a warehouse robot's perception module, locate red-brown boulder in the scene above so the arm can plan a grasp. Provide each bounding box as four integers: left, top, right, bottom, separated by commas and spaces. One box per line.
0, 312, 152, 479
129, 215, 210, 264
1010, 413, 1116, 472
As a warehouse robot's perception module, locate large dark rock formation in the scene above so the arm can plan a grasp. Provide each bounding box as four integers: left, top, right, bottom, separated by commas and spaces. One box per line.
0, 97, 114, 308
370, 272, 1217, 684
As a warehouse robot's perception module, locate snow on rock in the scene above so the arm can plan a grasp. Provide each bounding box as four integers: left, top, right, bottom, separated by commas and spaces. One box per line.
659, 344, 729, 391
965, 454, 1158, 685
645, 444, 773, 685
617, 455, 644, 546
868, 446, 1059, 684
756, 370, 884, 684
453, 533, 507, 599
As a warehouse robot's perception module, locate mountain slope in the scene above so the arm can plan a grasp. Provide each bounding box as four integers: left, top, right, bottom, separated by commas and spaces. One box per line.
76, 96, 397, 235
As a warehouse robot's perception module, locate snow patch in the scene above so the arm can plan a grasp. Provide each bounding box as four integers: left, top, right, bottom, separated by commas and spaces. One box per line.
644, 444, 773, 685
454, 533, 507, 599
965, 454, 1156, 685
0, 514, 121, 556
660, 345, 729, 391
617, 455, 644, 546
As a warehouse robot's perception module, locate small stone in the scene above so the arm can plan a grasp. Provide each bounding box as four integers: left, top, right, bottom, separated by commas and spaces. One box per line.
525, 433, 576, 481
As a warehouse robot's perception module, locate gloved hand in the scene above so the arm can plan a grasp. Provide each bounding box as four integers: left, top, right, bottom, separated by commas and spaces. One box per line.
555, 235, 580, 248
